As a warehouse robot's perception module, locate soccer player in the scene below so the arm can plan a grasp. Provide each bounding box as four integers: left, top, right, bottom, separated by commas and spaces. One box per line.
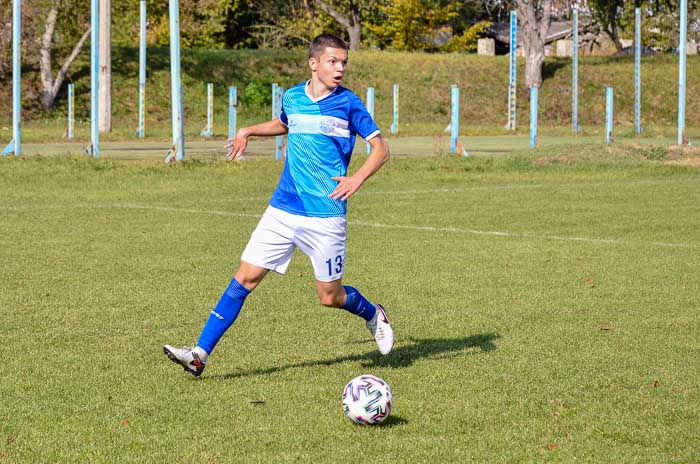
163, 34, 394, 377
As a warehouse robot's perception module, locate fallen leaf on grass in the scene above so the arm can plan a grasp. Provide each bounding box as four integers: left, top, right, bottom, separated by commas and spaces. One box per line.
546, 443, 559, 450
120, 419, 130, 427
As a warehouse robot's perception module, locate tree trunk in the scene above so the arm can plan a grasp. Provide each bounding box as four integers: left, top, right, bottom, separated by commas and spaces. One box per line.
517, 0, 552, 88
39, 6, 59, 109
99, 0, 111, 133
312, 0, 361, 50
525, 46, 546, 89
39, 4, 90, 109
606, 11, 624, 52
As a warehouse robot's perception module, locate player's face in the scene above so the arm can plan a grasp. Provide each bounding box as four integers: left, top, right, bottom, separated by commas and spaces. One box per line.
309, 47, 348, 90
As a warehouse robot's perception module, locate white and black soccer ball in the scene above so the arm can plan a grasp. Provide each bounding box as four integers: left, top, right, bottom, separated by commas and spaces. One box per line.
342, 374, 392, 425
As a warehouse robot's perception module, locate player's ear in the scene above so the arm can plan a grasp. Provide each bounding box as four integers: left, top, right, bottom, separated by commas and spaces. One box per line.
309, 56, 318, 72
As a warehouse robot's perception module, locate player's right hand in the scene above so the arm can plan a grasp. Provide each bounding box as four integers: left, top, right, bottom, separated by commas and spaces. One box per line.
225, 132, 248, 160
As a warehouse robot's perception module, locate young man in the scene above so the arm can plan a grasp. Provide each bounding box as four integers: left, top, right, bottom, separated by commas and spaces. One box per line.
163, 34, 393, 377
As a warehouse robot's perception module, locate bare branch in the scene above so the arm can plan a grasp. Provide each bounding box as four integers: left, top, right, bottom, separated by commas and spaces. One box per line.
52, 26, 91, 97
312, 0, 353, 30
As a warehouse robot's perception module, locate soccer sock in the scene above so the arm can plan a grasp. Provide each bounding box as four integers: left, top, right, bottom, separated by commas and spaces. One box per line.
342, 285, 377, 321
196, 278, 250, 355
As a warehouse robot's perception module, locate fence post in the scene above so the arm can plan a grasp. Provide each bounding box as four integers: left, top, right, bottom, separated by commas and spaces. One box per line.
634, 8, 641, 135
451, 85, 459, 153
677, 0, 688, 145
228, 86, 237, 140
390, 84, 399, 135
529, 87, 538, 149
507, 10, 517, 131
165, 0, 185, 162
366, 87, 375, 154
606, 87, 614, 144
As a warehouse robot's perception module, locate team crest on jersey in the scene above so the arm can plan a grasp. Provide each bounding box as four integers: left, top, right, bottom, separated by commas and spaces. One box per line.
319, 118, 337, 135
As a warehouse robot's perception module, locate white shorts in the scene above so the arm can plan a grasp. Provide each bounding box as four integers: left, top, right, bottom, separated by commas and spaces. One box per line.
241, 206, 347, 282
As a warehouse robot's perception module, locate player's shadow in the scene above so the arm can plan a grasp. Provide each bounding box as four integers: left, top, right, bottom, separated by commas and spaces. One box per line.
212, 333, 499, 381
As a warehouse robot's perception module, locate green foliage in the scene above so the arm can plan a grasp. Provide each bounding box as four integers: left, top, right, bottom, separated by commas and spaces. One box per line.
145, 0, 236, 48
367, 0, 459, 50
443, 20, 491, 52
589, 0, 700, 51
244, 79, 272, 106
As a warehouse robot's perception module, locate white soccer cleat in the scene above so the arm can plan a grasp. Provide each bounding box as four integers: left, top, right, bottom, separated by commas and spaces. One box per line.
366, 304, 394, 355
163, 345, 207, 377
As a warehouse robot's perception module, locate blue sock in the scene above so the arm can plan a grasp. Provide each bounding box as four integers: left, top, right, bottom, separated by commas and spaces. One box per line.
196, 278, 250, 354
342, 285, 377, 321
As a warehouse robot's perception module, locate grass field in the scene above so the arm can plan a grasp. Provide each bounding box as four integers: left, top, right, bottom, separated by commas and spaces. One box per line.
1, 143, 699, 462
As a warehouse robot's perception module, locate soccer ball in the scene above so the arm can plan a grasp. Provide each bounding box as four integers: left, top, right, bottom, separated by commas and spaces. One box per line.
342, 374, 392, 425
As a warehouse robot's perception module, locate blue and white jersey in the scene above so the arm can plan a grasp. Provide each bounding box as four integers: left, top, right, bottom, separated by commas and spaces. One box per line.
270, 81, 380, 218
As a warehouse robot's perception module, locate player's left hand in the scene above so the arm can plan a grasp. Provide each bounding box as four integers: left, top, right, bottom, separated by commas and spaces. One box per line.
330, 176, 363, 201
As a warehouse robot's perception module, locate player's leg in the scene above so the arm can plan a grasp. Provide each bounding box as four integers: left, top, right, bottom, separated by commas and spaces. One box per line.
164, 206, 296, 376
296, 214, 393, 355
195, 261, 268, 355
163, 261, 267, 377
315, 279, 394, 355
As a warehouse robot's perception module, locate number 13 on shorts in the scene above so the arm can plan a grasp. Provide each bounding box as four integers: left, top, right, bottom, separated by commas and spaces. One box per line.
325, 255, 343, 277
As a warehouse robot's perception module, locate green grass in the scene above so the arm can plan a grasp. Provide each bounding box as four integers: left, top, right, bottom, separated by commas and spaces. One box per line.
1, 146, 699, 462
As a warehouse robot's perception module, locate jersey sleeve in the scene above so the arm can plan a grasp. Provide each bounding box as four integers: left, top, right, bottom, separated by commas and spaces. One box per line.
348, 93, 380, 141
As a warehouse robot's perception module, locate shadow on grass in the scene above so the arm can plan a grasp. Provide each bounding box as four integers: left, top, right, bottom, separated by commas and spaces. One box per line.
377, 415, 409, 428
211, 333, 499, 381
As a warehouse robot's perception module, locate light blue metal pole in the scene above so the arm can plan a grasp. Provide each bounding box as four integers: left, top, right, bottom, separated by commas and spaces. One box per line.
572, 8, 579, 132
366, 87, 375, 154
166, 0, 185, 161
606, 87, 614, 144
275, 85, 284, 160
635, 7, 641, 135
68, 83, 74, 141
677, 0, 688, 145
450, 85, 459, 153
137, 0, 146, 139
271, 82, 278, 120
200, 83, 213, 136
271, 84, 284, 160
2, 0, 20, 156
228, 86, 237, 140
529, 87, 538, 149
271, 83, 278, 159
390, 83, 399, 135
84, 0, 99, 157
507, 10, 517, 130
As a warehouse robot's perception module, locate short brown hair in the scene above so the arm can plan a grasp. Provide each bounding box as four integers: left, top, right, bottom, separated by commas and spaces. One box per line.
308, 34, 348, 59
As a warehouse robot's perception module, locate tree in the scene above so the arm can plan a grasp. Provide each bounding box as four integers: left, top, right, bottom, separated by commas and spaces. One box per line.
148, 0, 235, 48
367, 0, 458, 50
516, 0, 552, 88
311, 0, 363, 49
39, 1, 91, 109
589, 0, 625, 51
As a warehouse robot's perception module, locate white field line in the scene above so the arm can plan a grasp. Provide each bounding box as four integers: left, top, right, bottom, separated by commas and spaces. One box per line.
4, 203, 692, 249
349, 220, 698, 249
362, 178, 700, 196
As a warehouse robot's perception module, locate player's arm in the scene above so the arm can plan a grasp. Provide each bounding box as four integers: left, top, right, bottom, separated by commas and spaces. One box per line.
225, 118, 289, 160
330, 134, 390, 201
